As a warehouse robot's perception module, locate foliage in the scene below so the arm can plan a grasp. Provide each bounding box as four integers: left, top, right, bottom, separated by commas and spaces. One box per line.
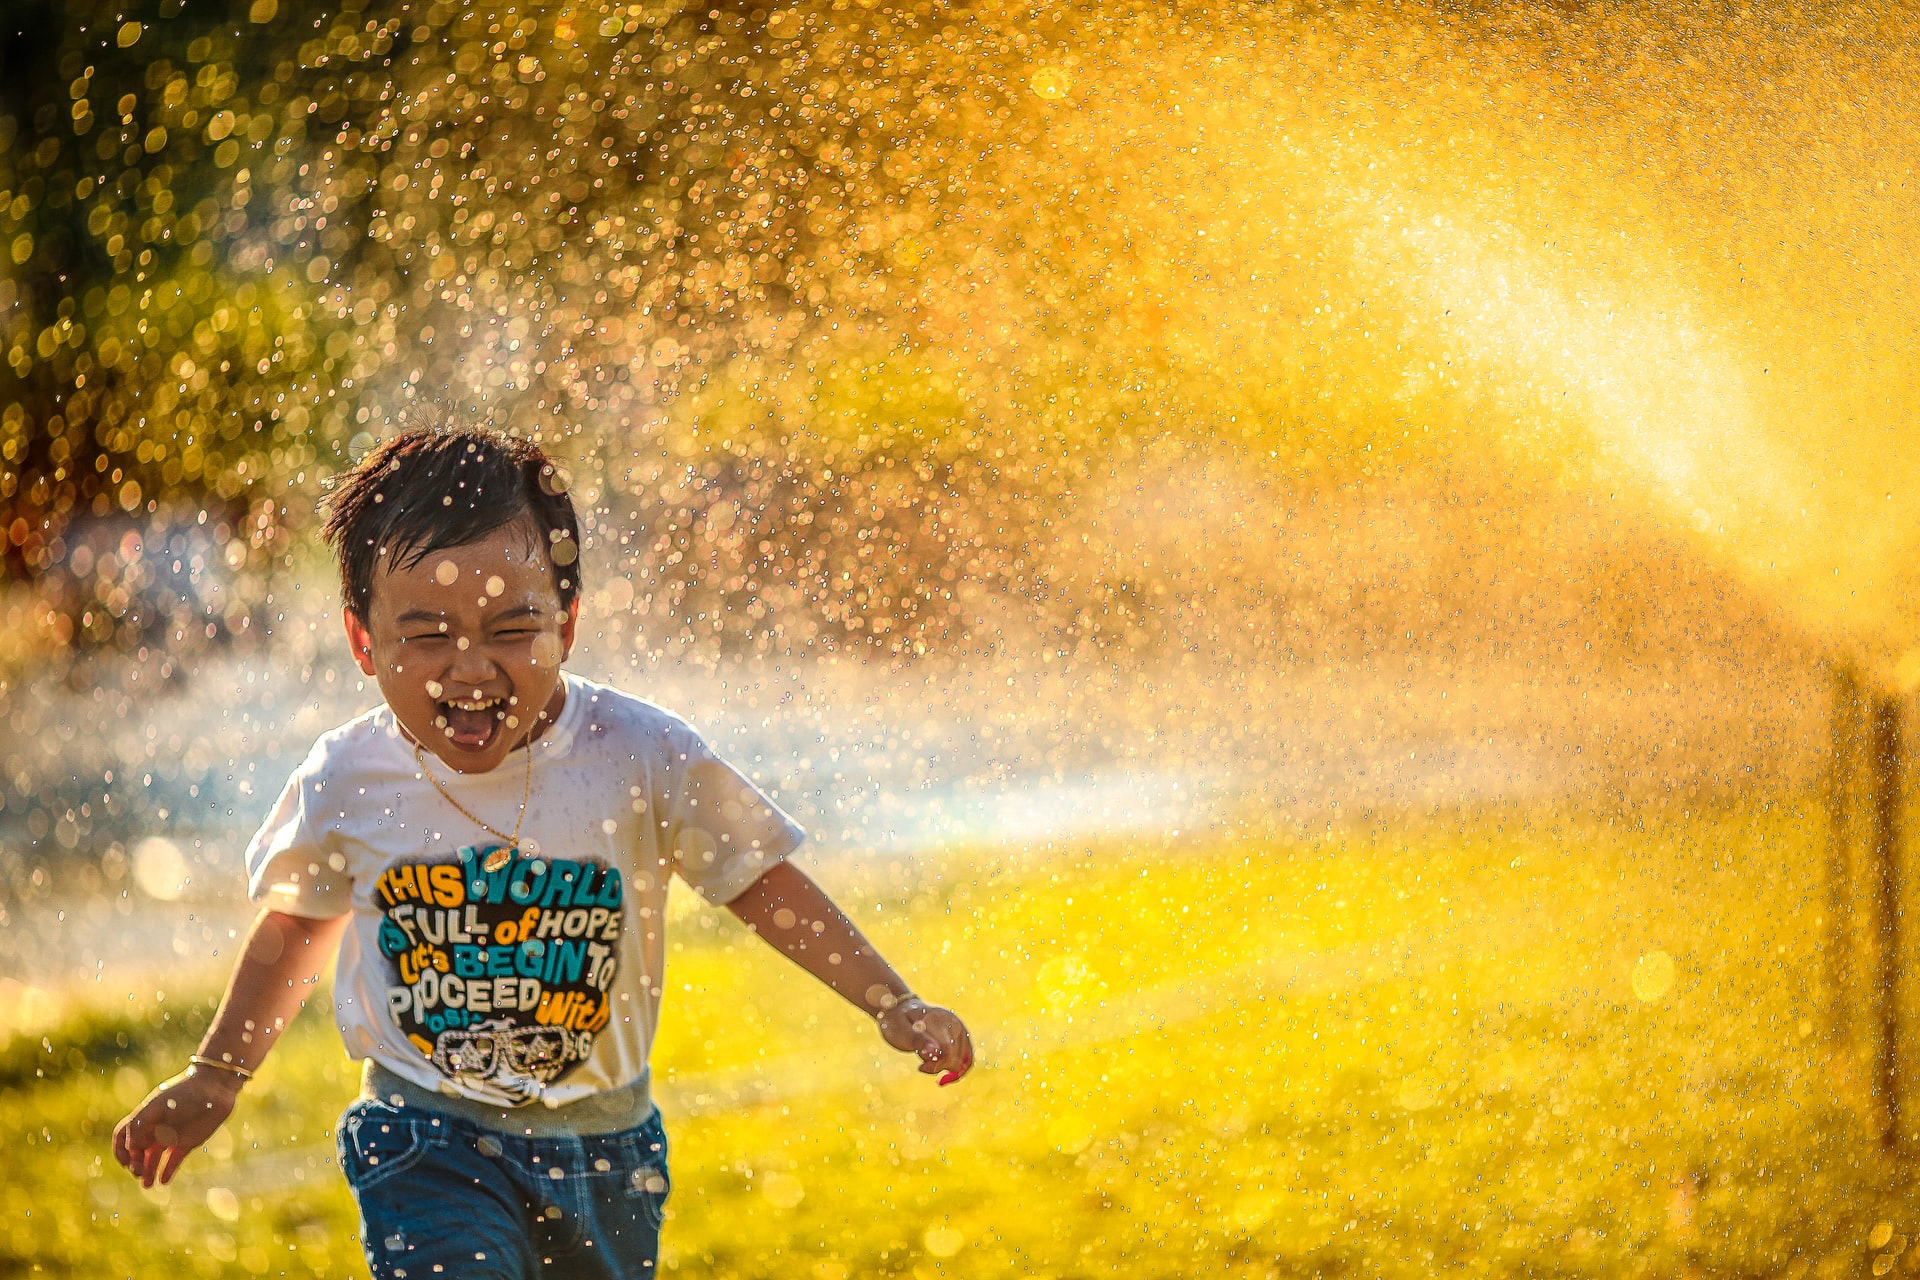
1, 804, 1910, 1277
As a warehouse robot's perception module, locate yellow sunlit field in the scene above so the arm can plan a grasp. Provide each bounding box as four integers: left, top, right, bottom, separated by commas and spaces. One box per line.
3, 802, 1906, 1279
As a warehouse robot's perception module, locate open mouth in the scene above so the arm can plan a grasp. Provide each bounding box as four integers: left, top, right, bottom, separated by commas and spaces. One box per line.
434, 695, 507, 751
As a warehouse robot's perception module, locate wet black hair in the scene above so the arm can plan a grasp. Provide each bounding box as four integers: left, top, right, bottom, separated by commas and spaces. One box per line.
319, 422, 581, 621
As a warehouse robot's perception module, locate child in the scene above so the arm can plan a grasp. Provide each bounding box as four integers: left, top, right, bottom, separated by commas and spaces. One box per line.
112, 424, 973, 1278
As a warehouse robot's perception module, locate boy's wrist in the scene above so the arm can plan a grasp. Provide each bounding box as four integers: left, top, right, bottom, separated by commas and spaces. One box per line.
187, 1055, 254, 1091
871, 990, 925, 1020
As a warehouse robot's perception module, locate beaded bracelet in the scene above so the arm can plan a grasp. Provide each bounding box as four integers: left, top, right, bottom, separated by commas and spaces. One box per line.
189, 1054, 255, 1083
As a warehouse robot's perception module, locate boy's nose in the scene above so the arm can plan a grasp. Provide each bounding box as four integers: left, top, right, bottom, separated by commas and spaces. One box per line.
444, 647, 500, 685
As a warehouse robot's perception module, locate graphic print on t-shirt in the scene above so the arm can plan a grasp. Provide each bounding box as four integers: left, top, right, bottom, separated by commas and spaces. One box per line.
376, 845, 623, 1102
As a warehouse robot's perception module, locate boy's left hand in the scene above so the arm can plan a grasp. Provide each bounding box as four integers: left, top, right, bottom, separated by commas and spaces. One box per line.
877, 998, 974, 1085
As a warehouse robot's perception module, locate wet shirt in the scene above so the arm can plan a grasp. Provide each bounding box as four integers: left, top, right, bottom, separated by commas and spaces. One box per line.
244, 674, 804, 1108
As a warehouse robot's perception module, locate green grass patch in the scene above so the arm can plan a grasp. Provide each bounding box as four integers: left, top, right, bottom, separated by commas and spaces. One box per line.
0, 801, 1904, 1278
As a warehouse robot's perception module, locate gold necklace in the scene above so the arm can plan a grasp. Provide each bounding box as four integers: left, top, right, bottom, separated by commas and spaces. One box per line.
413, 740, 533, 873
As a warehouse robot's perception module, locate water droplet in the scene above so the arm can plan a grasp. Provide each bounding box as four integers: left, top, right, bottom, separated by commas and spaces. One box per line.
1046, 1113, 1096, 1155
1030, 67, 1070, 101
1631, 951, 1675, 1002
1397, 1074, 1439, 1112
131, 837, 188, 901
923, 1225, 965, 1258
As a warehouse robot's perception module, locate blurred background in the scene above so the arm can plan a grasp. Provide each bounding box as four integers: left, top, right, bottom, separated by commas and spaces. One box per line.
3, 0, 1918, 1276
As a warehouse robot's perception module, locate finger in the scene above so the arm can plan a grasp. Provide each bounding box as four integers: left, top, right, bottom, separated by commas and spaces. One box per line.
116, 1124, 148, 1179
914, 1025, 959, 1079
916, 1026, 953, 1069
157, 1144, 187, 1186
938, 1046, 972, 1085
937, 1024, 974, 1085
143, 1124, 175, 1188
112, 1121, 131, 1172
136, 1141, 157, 1189
940, 1048, 974, 1085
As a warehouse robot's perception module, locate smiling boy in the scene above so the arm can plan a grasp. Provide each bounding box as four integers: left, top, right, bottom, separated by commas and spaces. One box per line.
113, 424, 972, 1278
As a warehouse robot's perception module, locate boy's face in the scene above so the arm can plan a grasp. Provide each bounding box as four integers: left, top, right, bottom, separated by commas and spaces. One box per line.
344, 520, 578, 775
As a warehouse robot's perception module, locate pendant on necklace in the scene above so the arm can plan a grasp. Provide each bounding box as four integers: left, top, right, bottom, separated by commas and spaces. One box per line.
483, 847, 513, 873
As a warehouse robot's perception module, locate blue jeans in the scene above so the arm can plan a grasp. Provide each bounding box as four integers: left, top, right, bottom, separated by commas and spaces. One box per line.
338, 1096, 671, 1279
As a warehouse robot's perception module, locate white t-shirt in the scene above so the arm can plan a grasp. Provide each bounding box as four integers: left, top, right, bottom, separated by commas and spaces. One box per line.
244, 673, 804, 1108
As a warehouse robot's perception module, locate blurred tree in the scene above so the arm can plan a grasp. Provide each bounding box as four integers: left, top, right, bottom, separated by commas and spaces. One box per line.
0, 0, 1072, 660
2, 0, 359, 657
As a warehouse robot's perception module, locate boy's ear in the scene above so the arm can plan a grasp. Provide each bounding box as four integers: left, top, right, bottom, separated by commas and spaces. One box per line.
558, 597, 580, 661
343, 609, 378, 678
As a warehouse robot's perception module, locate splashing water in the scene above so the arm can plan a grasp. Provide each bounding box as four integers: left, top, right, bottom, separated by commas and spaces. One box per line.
928, 0, 1920, 656
10, 0, 1902, 891
4, 1, 1919, 655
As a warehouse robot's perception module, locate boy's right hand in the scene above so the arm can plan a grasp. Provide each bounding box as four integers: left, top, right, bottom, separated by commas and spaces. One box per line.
877, 997, 974, 1086
112, 1064, 245, 1188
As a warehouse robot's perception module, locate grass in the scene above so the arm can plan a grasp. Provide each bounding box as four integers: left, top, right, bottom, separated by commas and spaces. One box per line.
0, 800, 1908, 1278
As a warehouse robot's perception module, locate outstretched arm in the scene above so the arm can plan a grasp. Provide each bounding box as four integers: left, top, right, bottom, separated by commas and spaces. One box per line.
727, 861, 973, 1085
112, 908, 349, 1187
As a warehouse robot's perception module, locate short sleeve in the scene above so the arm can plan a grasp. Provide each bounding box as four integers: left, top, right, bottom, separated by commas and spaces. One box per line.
244, 747, 351, 918
663, 727, 805, 905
